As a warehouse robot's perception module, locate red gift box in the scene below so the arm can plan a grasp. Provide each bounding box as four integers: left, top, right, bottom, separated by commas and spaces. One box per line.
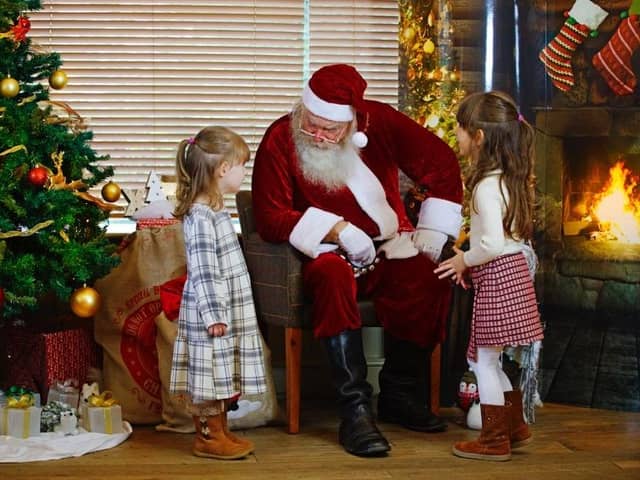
2, 326, 100, 402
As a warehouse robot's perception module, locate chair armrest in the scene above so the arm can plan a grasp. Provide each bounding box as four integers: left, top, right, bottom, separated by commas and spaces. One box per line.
242, 231, 307, 328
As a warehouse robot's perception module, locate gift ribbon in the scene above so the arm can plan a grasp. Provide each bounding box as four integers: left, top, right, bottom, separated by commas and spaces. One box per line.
103, 407, 113, 434
88, 391, 118, 407
22, 410, 30, 438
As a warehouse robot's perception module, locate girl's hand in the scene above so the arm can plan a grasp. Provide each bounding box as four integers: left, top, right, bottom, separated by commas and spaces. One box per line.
208, 323, 227, 337
434, 246, 469, 288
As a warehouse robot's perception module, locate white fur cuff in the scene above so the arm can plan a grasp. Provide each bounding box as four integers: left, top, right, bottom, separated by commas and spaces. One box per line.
417, 197, 463, 238
289, 207, 343, 258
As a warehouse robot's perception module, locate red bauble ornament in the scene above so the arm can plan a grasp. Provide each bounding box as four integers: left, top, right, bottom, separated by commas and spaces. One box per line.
0, 287, 4, 309
27, 165, 48, 187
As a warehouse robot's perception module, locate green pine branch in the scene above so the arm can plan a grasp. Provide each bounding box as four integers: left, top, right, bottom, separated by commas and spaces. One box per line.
0, 0, 120, 323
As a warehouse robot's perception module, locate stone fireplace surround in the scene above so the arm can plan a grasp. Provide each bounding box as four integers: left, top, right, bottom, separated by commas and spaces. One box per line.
534, 107, 640, 412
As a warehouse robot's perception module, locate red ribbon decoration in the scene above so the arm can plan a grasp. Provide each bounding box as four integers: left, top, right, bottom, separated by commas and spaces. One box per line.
11, 16, 31, 42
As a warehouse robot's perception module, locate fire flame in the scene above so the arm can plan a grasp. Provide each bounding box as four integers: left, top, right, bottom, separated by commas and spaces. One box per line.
590, 161, 640, 243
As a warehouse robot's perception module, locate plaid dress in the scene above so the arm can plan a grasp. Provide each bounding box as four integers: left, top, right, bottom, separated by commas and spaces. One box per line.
170, 204, 266, 403
466, 252, 544, 362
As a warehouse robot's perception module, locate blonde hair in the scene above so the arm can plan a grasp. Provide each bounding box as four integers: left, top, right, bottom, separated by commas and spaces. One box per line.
456, 91, 536, 241
173, 126, 250, 219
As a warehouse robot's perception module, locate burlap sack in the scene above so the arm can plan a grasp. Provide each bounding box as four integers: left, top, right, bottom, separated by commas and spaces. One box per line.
154, 311, 193, 433
94, 224, 186, 424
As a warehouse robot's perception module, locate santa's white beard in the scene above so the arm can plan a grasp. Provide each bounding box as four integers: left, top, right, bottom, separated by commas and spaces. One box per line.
294, 133, 360, 191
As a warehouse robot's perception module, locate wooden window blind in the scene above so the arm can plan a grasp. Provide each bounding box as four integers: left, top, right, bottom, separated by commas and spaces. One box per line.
29, 0, 398, 211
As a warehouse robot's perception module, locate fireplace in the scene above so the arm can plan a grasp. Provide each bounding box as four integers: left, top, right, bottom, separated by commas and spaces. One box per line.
534, 108, 640, 316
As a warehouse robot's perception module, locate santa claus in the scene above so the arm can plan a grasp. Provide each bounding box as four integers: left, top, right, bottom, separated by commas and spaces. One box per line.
252, 64, 463, 456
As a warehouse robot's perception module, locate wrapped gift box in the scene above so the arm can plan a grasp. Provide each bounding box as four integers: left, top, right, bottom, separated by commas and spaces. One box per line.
0, 406, 41, 438
2, 326, 99, 402
47, 381, 80, 409
81, 405, 123, 434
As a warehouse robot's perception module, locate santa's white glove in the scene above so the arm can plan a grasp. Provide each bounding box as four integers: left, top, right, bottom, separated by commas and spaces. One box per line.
338, 223, 376, 267
413, 229, 448, 264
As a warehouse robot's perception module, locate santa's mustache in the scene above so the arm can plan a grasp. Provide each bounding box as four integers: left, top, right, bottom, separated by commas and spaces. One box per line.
294, 132, 359, 191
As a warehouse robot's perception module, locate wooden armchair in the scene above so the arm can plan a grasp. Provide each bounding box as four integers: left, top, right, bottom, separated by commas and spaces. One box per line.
235, 190, 440, 434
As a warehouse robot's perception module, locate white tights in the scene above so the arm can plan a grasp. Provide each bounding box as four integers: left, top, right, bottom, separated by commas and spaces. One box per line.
467, 347, 513, 406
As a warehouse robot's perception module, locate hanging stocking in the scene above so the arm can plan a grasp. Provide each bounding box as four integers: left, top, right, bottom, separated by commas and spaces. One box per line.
539, 0, 608, 92
593, 9, 640, 96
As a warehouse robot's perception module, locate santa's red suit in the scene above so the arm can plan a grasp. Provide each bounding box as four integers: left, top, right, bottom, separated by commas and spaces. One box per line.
252, 99, 463, 348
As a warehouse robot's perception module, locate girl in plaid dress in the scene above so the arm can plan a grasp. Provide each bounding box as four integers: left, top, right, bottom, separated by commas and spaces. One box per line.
435, 91, 544, 462
171, 126, 266, 460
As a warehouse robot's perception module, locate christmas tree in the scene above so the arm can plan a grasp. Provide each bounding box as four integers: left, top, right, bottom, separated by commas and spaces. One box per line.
399, 0, 469, 226
0, 0, 120, 324
399, 0, 465, 152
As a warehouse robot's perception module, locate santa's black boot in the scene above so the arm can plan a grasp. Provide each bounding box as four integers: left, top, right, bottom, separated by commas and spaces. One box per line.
323, 329, 390, 457
377, 333, 447, 432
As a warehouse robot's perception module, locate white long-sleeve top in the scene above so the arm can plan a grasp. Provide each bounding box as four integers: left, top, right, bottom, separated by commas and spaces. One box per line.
463, 170, 526, 268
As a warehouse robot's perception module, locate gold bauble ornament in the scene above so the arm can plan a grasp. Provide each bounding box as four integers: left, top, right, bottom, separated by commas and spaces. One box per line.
70, 286, 101, 318
423, 39, 435, 55
1, 76, 19, 98
101, 181, 122, 202
402, 26, 416, 44
49, 69, 68, 90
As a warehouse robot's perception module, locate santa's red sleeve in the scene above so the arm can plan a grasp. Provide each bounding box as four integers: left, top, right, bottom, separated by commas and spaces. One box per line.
366, 101, 463, 238
368, 101, 462, 205
251, 115, 304, 243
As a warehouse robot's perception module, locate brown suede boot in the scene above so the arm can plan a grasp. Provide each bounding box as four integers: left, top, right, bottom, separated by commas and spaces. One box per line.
452, 404, 511, 462
504, 390, 532, 449
220, 411, 255, 453
192, 415, 252, 460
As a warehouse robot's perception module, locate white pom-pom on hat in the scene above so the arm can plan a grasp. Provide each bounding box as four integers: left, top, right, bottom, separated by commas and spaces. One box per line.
351, 131, 368, 148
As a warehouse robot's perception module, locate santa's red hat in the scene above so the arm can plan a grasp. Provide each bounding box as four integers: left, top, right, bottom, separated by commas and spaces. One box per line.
302, 64, 369, 148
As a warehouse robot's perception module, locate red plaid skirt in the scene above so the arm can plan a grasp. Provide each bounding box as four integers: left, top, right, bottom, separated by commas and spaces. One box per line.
466, 253, 544, 361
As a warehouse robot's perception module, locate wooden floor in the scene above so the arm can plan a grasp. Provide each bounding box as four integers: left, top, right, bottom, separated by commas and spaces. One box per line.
2, 401, 640, 479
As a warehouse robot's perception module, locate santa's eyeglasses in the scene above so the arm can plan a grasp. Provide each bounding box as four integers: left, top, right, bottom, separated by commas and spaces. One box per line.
299, 123, 348, 144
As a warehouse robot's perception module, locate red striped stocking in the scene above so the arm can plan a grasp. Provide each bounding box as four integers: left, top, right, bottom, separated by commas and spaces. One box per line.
539, 0, 608, 92
593, 15, 640, 96
539, 19, 591, 91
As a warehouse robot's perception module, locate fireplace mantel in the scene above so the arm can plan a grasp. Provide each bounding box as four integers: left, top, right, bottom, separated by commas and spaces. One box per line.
534, 108, 640, 137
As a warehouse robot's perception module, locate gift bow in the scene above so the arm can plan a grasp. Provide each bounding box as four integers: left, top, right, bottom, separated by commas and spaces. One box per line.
53, 378, 79, 393
7, 393, 34, 409
6, 386, 35, 408
88, 391, 118, 407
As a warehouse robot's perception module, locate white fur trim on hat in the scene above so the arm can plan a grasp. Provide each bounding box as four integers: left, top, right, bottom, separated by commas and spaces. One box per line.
289, 207, 342, 258
303, 83, 354, 122
351, 131, 368, 148
417, 197, 463, 238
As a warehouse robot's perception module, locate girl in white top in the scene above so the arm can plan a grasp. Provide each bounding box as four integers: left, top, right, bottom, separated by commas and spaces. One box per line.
171, 126, 266, 460
435, 91, 544, 462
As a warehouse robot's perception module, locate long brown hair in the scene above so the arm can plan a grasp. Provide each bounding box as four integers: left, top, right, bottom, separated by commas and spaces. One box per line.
456, 91, 536, 241
173, 126, 249, 219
